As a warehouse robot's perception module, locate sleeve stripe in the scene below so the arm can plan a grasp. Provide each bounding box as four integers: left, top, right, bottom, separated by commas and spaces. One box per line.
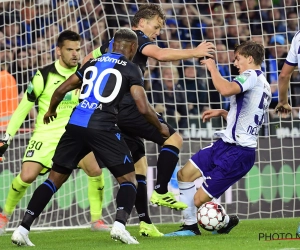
233, 79, 243, 92
285, 60, 297, 66
139, 42, 155, 52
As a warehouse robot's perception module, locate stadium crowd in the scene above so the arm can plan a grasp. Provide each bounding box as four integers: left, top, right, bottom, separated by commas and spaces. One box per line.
0, 0, 299, 134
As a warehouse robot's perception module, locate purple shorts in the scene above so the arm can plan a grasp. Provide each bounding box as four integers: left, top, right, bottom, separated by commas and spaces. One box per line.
191, 139, 255, 199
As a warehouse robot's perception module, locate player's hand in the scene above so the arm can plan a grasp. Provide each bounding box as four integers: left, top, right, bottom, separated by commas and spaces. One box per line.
202, 109, 224, 122
200, 58, 217, 72
0, 133, 13, 162
44, 111, 57, 124
275, 102, 292, 118
194, 41, 216, 59
160, 123, 170, 138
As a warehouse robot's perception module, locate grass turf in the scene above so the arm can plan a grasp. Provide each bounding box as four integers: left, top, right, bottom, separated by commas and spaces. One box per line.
1, 218, 300, 250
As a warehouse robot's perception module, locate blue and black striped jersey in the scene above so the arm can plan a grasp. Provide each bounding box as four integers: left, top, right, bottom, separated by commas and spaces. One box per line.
101, 30, 155, 75
100, 30, 154, 110
68, 52, 144, 129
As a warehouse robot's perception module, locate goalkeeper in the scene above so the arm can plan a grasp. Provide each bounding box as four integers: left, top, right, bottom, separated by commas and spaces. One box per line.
0, 30, 109, 234
83, 3, 215, 237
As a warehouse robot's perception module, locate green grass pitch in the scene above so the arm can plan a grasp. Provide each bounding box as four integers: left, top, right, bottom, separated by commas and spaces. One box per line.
1, 218, 300, 250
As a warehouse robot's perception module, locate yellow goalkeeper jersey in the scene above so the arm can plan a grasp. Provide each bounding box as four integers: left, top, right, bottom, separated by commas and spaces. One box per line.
7, 60, 79, 139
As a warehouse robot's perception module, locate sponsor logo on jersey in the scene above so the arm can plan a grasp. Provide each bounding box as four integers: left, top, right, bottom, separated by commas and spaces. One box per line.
26, 150, 34, 157
80, 100, 102, 110
235, 74, 249, 84
91, 56, 127, 66
27, 81, 34, 94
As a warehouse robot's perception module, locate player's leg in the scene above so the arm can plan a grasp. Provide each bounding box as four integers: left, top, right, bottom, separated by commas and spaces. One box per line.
88, 129, 139, 244
11, 165, 73, 246
164, 160, 203, 236
0, 137, 54, 235
11, 126, 89, 246
0, 162, 43, 235
119, 113, 186, 210
194, 140, 255, 234
78, 153, 110, 231
123, 135, 163, 237
150, 130, 186, 210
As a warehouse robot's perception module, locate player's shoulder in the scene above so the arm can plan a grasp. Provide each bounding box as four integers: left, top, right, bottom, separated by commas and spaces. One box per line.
291, 31, 300, 47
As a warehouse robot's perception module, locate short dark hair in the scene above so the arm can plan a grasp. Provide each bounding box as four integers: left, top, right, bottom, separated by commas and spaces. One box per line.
114, 28, 137, 42
234, 40, 265, 66
131, 4, 166, 27
57, 30, 81, 48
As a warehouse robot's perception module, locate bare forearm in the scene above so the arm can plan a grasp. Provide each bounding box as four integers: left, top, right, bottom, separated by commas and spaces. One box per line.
278, 74, 291, 103
142, 104, 162, 131
158, 48, 196, 61
48, 91, 65, 113
209, 67, 231, 95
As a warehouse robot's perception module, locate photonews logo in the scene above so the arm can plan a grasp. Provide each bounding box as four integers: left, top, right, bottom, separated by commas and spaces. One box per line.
245, 164, 300, 203
258, 232, 300, 241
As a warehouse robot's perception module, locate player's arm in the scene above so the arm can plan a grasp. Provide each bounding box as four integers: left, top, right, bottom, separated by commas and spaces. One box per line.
202, 109, 228, 122
201, 58, 241, 97
82, 44, 106, 65
131, 85, 169, 138
276, 63, 295, 114
1, 71, 44, 161
44, 74, 81, 124
142, 41, 215, 61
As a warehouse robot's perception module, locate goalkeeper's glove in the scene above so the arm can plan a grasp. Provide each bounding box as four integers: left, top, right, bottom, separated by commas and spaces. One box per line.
0, 133, 13, 162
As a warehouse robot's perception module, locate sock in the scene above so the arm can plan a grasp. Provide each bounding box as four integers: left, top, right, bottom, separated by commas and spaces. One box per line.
155, 145, 179, 194
21, 179, 57, 230
115, 182, 136, 225
88, 174, 104, 222
4, 173, 31, 216
178, 181, 197, 225
135, 175, 151, 224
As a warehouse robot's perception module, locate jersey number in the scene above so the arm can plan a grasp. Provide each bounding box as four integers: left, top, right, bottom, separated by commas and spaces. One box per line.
254, 92, 268, 126
79, 66, 122, 103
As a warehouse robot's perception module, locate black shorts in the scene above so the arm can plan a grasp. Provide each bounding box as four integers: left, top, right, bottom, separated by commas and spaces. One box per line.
52, 124, 135, 178
117, 105, 176, 161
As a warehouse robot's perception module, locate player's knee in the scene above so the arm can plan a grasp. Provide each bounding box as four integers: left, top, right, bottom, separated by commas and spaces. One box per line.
117, 171, 137, 187
84, 166, 102, 177
194, 195, 205, 208
164, 131, 183, 148
20, 169, 38, 183
177, 168, 194, 182
177, 169, 184, 182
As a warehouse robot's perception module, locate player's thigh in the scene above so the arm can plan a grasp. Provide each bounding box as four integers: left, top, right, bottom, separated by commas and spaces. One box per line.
86, 129, 134, 177
163, 131, 183, 149
134, 156, 147, 175
78, 152, 102, 177
190, 142, 215, 177
123, 134, 145, 164
177, 160, 202, 182
22, 136, 59, 178
53, 126, 90, 170
20, 162, 44, 183
118, 110, 176, 146
201, 140, 255, 199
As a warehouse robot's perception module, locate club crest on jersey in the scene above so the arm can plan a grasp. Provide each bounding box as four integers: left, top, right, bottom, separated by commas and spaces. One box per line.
26, 150, 34, 157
